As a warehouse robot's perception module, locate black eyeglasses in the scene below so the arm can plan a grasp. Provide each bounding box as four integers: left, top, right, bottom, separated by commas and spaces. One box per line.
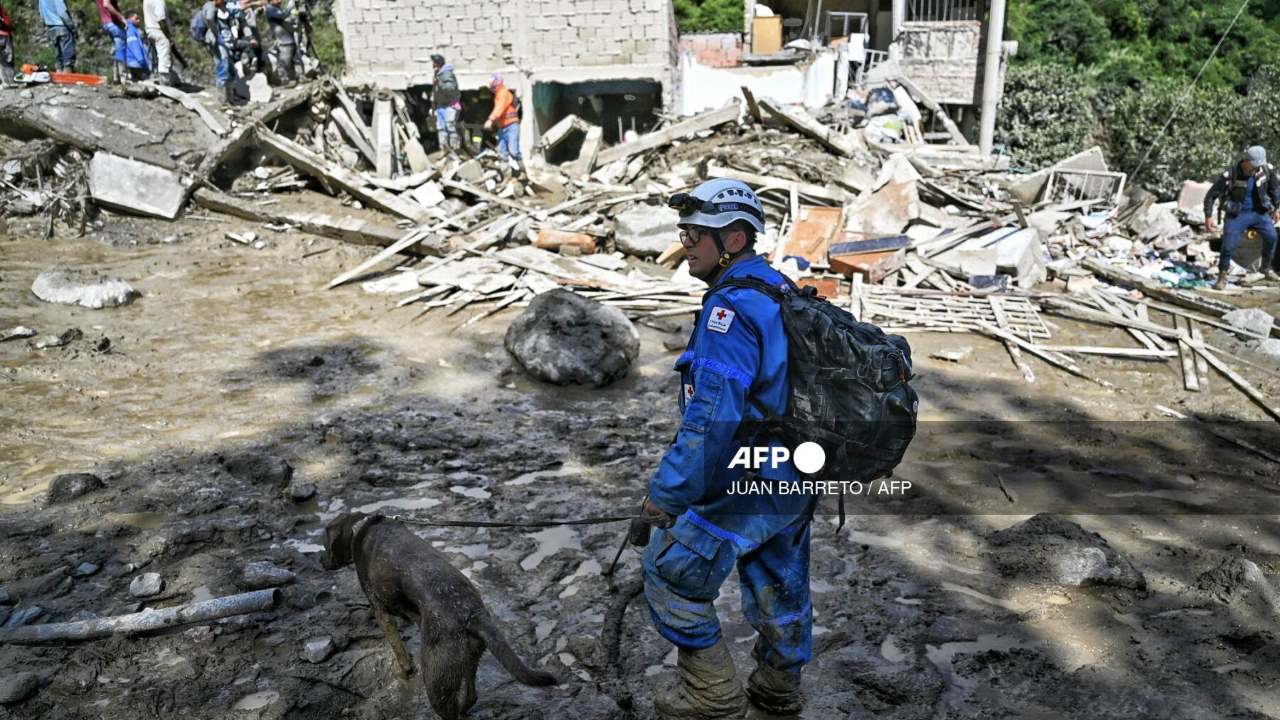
678, 228, 711, 249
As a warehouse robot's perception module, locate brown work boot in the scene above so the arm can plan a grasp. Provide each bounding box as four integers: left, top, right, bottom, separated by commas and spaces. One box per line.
1213, 274, 1229, 291
746, 663, 803, 715
655, 639, 748, 720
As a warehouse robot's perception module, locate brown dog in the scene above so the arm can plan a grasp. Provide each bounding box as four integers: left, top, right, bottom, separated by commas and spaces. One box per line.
319, 512, 557, 719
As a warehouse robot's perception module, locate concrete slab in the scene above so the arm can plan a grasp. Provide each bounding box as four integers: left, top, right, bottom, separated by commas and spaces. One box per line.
88, 152, 188, 220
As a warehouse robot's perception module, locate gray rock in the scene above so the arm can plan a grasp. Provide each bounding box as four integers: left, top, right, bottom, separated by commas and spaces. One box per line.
72, 562, 100, 577
46, 472, 104, 504
0, 672, 39, 705
129, 572, 164, 598
4, 606, 43, 629
504, 289, 641, 387
237, 561, 296, 591
1196, 557, 1280, 613
0, 326, 36, 343
31, 267, 139, 309
987, 514, 1145, 590
221, 452, 293, 488
614, 205, 680, 258
287, 483, 317, 502
1224, 307, 1276, 337
302, 636, 335, 663
1251, 338, 1280, 360
31, 328, 83, 349
0, 587, 11, 605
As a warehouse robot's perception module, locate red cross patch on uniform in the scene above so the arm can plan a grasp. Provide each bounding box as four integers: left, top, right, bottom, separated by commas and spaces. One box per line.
706, 306, 735, 334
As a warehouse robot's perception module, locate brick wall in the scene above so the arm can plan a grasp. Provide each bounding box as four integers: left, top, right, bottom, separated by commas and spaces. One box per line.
338, 0, 677, 89
679, 33, 744, 69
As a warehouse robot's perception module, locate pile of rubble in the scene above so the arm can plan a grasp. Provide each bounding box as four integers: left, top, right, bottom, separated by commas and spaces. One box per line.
2, 73, 1278, 420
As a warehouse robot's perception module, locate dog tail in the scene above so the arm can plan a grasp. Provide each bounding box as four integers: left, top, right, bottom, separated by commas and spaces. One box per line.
475, 613, 559, 687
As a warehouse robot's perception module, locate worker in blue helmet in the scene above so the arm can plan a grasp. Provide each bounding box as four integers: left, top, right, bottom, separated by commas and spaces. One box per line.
634, 178, 814, 718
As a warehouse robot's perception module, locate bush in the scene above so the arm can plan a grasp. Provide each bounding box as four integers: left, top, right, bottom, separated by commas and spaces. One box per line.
1100, 78, 1240, 198
997, 64, 1099, 171
673, 0, 743, 34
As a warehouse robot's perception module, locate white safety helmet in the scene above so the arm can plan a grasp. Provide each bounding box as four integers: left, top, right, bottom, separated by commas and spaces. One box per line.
667, 178, 766, 234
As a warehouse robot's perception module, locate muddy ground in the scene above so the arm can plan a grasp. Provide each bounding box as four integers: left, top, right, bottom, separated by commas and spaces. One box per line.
2, 201, 1280, 720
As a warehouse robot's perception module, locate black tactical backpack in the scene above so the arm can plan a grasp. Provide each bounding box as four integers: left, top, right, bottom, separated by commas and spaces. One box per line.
719, 277, 919, 527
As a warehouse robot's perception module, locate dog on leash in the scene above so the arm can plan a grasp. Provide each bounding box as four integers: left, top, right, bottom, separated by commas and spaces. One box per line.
319, 512, 557, 719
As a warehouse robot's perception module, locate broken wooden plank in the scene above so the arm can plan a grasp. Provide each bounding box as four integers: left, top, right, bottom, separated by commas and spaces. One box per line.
150, 84, 228, 136
1190, 322, 1210, 388
704, 163, 847, 204
594, 101, 740, 168
1174, 313, 1200, 391
566, 126, 604, 177
439, 178, 528, 213
975, 321, 1113, 388
333, 85, 375, 149
758, 98, 862, 157
1185, 337, 1280, 423
326, 204, 489, 289
256, 125, 430, 222
1080, 257, 1271, 334
330, 105, 377, 165
192, 188, 405, 248
990, 297, 1035, 383
1036, 346, 1178, 359
739, 86, 763, 123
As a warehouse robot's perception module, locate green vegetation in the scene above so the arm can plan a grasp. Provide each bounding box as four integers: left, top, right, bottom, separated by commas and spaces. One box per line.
1000, 0, 1280, 197
673, 0, 743, 33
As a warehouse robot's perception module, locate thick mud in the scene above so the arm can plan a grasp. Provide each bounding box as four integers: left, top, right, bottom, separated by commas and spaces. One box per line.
2, 214, 1280, 719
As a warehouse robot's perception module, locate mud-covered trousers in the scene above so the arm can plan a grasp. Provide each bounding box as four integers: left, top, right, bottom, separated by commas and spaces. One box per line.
643, 511, 812, 673
1220, 210, 1279, 272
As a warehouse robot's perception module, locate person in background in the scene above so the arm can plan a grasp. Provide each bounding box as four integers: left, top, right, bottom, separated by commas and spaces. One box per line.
1203, 145, 1280, 289
95, 0, 129, 83
143, 0, 175, 85
483, 73, 522, 177
431, 54, 461, 155
122, 12, 150, 81
264, 0, 297, 86
39, 0, 78, 72
197, 0, 236, 104
0, 1, 15, 87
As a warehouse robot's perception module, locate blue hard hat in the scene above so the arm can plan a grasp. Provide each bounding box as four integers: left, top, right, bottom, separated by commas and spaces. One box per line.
668, 178, 765, 234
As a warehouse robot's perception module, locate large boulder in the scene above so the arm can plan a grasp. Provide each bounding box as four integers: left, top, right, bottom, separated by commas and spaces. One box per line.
614, 205, 680, 258
46, 473, 105, 505
986, 514, 1145, 590
31, 267, 139, 309
504, 289, 640, 387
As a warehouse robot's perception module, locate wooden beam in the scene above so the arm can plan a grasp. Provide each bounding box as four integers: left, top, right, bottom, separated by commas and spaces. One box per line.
326, 203, 490, 289
704, 163, 848, 205
192, 188, 406, 247
758, 99, 862, 157
975, 321, 1114, 388
150, 84, 228, 136
255, 125, 430, 222
197, 82, 314, 181
593, 101, 740, 168
1081, 257, 1274, 335
990, 296, 1035, 382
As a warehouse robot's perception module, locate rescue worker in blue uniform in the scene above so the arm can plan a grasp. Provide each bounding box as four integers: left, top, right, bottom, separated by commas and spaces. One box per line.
1204, 145, 1280, 289
635, 178, 814, 719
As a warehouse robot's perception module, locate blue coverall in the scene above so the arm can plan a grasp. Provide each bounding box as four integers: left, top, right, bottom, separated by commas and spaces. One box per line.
643, 254, 815, 674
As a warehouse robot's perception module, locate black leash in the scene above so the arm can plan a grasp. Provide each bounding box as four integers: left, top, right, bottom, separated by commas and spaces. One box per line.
382, 514, 637, 529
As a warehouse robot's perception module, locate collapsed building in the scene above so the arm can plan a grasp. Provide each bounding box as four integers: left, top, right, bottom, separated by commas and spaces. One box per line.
331, 0, 1013, 156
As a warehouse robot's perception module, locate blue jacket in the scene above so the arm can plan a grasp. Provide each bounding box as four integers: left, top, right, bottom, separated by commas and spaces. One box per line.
648, 255, 810, 551
40, 0, 75, 28
122, 20, 150, 69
